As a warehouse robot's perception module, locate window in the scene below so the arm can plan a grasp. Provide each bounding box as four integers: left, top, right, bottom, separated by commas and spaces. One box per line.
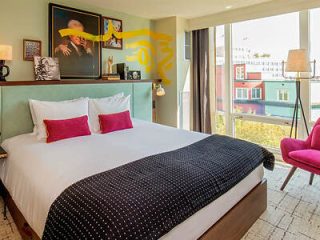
232, 12, 299, 117
277, 89, 289, 102
213, 12, 301, 151
184, 31, 191, 60
236, 88, 248, 100
215, 26, 225, 112
215, 25, 227, 134
235, 119, 291, 149
252, 88, 261, 99
310, 9, 320, 122
235, 65, 245, 80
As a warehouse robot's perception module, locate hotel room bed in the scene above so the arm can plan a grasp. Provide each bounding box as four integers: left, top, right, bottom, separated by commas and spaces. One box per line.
1, 119, 269, 240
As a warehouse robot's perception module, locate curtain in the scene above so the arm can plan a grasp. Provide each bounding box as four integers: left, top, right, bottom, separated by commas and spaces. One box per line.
192, 28, 212, 134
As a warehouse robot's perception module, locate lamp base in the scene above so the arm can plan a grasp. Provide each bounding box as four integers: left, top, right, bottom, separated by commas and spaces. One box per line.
290, 81, 309, 138
0, 60, 10, 81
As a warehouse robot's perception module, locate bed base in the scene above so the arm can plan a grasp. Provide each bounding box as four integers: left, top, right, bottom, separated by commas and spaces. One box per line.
0, 179, 267, 240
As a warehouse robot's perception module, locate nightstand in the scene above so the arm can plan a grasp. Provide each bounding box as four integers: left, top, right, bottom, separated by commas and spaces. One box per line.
0, 146, 8, 219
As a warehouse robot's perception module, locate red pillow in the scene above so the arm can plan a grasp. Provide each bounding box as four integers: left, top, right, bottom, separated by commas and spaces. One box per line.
311, 125, 320, 150
43, 115, 91, 143
99, 111, 133, 134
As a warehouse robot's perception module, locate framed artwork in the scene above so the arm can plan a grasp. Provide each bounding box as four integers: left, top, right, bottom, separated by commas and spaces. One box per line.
102, 17, 123, 50
23, 39, 42, 61
34, 57, 61, 80
49, 3, 102, 79
128, 71, 141, 80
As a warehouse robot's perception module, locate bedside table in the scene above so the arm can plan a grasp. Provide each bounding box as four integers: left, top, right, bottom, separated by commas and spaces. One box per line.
0, 146, 7, 219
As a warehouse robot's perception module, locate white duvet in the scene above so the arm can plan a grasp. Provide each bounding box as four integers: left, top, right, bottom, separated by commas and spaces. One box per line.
0, 120, 263, 239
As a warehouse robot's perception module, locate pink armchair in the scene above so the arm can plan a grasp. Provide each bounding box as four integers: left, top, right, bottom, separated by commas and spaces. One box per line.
280, 118, 320, 191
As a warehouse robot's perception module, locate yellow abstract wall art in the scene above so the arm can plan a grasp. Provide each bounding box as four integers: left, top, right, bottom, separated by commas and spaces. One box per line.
58, 20, 174, 84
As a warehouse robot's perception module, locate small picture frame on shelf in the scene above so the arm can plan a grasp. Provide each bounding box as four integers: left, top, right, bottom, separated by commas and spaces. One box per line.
23, 39, 41, 61
127, 71, 141, 80
34, 56, 61, 80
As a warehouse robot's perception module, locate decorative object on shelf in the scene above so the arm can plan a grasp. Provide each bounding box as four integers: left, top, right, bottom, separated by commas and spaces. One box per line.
102, 73, 120, 80
102, 17, 123, 50
23, 39, 41, 61
114, 63, 127, 80
282, 49, 316, 138
153, 83, 165, 97
128, 70, 141, 80
49, 3, 102, 79
34, 56, 61, 81
0, 45, 12, 81
107, 56, 113, 74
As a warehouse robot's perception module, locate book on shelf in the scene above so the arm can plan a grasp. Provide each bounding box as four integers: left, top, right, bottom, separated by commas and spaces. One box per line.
102, 74, 121, 80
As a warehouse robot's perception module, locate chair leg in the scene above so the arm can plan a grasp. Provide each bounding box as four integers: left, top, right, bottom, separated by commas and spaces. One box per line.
309, 173, 315, 186
281, 167, 297, 191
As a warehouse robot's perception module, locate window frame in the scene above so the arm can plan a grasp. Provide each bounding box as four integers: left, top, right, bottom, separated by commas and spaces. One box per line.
251, 88, 262, 100
277, 89, 290, 102
236, 88, 249, 100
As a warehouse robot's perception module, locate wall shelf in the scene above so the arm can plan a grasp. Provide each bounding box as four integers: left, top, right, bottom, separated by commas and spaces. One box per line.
0, 79, 161, 86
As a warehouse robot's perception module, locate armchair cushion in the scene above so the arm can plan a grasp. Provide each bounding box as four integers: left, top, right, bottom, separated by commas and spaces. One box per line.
289, 150, 320, 169
280, 138, 307, 162
311, 125, 320, 150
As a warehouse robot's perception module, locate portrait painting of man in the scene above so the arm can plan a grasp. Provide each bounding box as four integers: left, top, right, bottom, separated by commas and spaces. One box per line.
49, 4, 101, 79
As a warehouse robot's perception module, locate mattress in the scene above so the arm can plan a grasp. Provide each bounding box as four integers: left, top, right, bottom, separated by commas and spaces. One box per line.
0, 119, 263, 239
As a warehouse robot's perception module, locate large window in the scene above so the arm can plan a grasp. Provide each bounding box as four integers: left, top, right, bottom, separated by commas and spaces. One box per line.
215, 25, 226, 135
232, 12, 299, 118
214, 12, 306, 152
310, 9, 320, 122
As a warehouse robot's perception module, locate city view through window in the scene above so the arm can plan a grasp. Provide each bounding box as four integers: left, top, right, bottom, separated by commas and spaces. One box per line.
215, 11, 320, 149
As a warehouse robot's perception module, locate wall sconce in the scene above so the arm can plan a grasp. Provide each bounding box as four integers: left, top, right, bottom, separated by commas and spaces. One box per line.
153, 83, 166, 97
0, 45, 13, 81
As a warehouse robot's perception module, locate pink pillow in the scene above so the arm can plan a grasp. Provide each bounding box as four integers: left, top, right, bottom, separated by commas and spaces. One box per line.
99, 111, 133, 134
311, 125, 320, 150
44, 115, 91, 143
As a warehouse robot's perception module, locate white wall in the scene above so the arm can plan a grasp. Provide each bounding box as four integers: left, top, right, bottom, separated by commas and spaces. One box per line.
188, 0, 320, 30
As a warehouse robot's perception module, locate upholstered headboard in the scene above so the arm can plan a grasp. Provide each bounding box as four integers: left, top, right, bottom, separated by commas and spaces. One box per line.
0, 81, 152, 141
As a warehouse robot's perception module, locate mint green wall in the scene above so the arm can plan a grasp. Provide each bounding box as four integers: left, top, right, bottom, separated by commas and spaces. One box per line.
0, 82, 152, 141
0, 0, 153, 81
264, 81, 296, 118
264, 81, 296, 103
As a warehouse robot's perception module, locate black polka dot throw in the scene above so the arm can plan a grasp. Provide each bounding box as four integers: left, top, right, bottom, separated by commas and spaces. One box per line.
42, 135, 274, 240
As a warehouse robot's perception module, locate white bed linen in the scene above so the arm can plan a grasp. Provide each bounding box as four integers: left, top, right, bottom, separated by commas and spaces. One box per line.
0, 120, 263, 239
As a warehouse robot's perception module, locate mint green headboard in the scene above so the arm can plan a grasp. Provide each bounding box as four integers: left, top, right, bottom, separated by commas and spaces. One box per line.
0, 82, 152, 141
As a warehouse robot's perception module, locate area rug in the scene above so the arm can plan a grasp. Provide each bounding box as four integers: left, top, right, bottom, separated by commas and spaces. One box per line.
0, 165, 319, 240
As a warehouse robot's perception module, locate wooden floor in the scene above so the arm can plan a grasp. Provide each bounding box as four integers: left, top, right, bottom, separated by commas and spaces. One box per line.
0, 164, 319, 240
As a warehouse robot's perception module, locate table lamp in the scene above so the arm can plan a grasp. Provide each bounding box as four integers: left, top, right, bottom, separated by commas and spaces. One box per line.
0, 45, 13, 81
282, 49, 316, 138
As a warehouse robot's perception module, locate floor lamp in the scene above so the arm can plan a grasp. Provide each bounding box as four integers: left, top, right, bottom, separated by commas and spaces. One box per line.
282, 49, 316, 139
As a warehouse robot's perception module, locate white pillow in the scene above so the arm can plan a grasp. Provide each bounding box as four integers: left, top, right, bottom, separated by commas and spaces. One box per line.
29, 98, 89, 139
89, 95, 131, 133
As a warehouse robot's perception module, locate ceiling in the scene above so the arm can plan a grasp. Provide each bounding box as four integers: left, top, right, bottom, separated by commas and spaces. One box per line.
78, 0, 275, 19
